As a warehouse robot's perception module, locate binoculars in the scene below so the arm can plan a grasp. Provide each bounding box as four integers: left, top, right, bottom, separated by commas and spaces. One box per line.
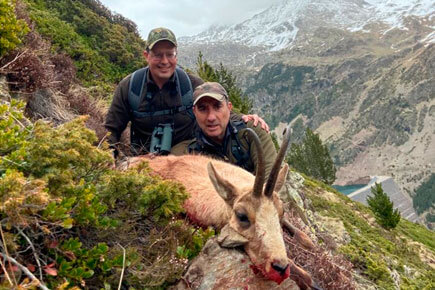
150, 123, 173, 155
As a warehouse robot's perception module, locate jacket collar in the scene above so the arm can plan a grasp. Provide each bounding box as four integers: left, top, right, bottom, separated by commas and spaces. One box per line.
196, 120, 238, 153
146, 68, 177, 93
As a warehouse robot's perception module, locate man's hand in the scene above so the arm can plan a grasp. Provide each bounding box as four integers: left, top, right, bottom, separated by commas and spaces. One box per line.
242, 114, 270, 133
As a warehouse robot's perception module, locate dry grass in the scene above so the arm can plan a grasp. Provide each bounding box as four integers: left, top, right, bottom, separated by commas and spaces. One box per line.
284, 210, 356, 290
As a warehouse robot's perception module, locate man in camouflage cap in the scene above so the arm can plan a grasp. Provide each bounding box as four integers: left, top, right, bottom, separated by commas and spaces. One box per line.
105, 27, 269, 158
105, 27, 203, 156
146, 27, 177, 50
172, 82, 277, 176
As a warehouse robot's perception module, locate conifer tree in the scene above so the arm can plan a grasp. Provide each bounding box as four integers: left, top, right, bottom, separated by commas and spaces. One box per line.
367, 183, 401, 229
287, 128, 336, 184
196, 52, 252, 114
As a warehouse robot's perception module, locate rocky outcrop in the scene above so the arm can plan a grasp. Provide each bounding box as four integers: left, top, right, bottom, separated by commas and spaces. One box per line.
173, 238, 299, 290
0, 76, 10, 101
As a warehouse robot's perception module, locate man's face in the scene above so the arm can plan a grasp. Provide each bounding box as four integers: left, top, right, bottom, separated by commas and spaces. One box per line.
144, 41, 177, 87
193, 96, 233, 144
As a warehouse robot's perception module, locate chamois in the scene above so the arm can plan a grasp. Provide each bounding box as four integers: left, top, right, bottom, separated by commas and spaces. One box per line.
125, 128, 314, 288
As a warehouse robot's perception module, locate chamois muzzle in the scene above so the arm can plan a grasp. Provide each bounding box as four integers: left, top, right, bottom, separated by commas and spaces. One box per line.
272, 262, 289, 276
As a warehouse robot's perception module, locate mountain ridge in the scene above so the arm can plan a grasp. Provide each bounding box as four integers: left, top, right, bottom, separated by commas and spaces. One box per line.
180, 0, 434, 51
176, 0, 435, 226
1, 1, 434, 288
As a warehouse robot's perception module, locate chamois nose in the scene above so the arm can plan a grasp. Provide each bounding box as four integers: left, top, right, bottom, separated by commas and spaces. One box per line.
271, 262, 289, 275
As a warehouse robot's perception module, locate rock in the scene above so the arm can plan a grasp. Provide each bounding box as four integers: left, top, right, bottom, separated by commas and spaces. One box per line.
390, 269, 400, 289
0, 75, 11, 100
279, 171, 305, 207
172, 238, 299, 290
344, 176, 371, 186
217, 225, 248, 248
315, 215, 351, 247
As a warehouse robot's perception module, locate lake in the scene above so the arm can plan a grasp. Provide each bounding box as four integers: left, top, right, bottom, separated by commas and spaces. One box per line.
332, 184, 368, 195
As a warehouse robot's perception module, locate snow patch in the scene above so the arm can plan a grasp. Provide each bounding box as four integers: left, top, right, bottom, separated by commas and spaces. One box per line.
180, 0, 434, 51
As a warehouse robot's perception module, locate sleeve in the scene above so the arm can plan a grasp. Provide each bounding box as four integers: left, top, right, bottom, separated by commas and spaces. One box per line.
171, 139, 195, 156
104, 75, 132, 147
247, 122, 278, 177
229, 112, 242, 121
187, 72, 204, 89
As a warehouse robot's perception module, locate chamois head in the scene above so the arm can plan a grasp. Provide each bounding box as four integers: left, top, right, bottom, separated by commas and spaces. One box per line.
208, 127, 291, 284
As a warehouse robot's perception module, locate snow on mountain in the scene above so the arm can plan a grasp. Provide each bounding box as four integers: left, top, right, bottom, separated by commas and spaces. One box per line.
180, 0, 435, 50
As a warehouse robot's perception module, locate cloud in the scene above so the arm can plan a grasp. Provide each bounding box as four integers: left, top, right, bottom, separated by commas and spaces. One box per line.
99, 0, 280, 37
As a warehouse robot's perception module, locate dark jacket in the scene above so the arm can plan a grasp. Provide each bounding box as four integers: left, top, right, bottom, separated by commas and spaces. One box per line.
171, 118, 277, 177
105, 68, 203, 155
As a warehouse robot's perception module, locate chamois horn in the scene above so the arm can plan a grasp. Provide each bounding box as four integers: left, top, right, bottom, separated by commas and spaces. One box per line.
244, 128, 265, 197
264, 125, 291, 197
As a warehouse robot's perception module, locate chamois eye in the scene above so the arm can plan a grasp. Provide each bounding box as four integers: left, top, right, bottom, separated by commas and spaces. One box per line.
236, 212, 250, 226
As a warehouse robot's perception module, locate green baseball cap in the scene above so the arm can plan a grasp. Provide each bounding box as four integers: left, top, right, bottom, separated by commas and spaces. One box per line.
193, 82, 229, 106
146, 27, 177, 50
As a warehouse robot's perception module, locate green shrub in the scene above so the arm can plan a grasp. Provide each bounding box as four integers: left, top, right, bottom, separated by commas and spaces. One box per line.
367, 183, 401, 229
0, 101, 213, 288
196, 52, 252, 114
306, 188, 434, 289
24, 0, 146, 86
287, 127, 336, 184
0, 0, 29, 57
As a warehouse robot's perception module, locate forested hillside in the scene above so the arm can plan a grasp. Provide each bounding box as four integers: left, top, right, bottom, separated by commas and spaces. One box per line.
414, 174, 435, 225
24, 0, 146, 86
1, 1, 213, 288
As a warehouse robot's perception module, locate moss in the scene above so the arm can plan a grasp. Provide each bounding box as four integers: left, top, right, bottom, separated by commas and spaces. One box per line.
396, 218, 435, 251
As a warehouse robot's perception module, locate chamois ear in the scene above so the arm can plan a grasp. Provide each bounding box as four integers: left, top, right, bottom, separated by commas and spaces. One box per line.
274, 163, 289, 193
207, 162, 237, 206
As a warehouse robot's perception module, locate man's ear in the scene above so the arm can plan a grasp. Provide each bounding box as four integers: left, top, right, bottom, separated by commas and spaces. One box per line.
143, 50, 150, 61
227, 101, 233, 111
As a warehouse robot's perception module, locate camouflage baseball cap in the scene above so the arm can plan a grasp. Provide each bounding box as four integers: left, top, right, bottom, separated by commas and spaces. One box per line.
193, 82, 229, 106
146, 27, 177, 50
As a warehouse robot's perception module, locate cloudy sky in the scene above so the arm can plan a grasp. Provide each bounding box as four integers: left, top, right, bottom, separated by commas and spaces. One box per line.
99, 0, 280, 38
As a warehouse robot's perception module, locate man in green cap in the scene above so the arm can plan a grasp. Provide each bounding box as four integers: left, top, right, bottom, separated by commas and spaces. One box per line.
171, 82, 277, 176
105, 27, 268, 157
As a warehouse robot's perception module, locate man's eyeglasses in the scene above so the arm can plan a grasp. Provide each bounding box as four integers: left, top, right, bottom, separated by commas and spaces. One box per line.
150, 51, 177, 61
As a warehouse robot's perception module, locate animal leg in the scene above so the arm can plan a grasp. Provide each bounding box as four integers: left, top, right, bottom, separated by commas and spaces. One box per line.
282, 219, 315, 250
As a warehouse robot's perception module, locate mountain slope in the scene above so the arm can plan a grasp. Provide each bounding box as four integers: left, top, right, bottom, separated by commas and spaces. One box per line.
178, 0, 435, 225
1, 0, 434, 288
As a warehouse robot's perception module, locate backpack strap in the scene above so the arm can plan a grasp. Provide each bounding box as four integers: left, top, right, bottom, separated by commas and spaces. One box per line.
229, 121, 252, 168
128, 67, 148, 113
127, 66, 194, 119
175, 66, 194, 119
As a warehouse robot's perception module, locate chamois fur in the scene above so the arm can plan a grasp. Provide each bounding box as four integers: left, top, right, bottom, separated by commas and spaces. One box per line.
127, 153, 291, 284
124, 127, 315, 288
148, 154, 250, 229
